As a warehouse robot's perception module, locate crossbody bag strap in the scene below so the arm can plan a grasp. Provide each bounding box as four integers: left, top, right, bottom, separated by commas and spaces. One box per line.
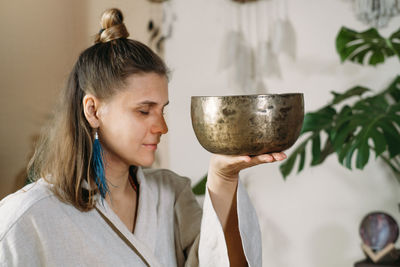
95, 207, 152, 267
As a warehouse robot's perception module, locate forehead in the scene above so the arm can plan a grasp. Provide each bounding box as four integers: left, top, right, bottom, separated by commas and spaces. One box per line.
112, 72, 169, 104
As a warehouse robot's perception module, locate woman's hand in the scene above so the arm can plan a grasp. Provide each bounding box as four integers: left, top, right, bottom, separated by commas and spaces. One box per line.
206, 152, 287, 226
206, 152, 287, 266
208, 152, 287, 183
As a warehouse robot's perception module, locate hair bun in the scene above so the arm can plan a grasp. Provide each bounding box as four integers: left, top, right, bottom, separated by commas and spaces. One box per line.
95, 8, 129, 43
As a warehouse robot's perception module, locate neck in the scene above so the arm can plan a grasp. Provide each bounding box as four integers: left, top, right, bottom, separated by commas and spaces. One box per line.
106, 166, 131, 194
102, 152, 133, 196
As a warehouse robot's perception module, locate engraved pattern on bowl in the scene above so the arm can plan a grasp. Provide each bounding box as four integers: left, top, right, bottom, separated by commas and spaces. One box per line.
191, 94, 304, 155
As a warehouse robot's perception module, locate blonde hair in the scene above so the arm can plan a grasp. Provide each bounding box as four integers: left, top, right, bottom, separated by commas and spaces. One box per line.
28, 8, 168, 211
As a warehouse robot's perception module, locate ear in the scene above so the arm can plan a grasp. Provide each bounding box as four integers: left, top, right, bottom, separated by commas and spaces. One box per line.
83, 94, 101, 128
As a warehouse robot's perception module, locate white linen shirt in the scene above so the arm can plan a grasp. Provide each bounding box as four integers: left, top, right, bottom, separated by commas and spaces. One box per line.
0, 167, 261, 267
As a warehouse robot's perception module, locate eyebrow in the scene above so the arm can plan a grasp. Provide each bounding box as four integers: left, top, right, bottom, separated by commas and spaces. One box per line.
138, 100, 169, 107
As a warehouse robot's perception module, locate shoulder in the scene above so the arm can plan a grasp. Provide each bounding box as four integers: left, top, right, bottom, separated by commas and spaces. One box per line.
141, 168, 192, 195
0, 179, 54, 240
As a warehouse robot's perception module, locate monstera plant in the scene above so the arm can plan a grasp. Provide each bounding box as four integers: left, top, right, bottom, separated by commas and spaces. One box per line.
279, 26, 400, 181
192, 26, 400, 195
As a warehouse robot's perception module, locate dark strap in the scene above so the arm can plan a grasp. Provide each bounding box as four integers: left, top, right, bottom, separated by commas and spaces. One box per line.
95, 207, 151, 267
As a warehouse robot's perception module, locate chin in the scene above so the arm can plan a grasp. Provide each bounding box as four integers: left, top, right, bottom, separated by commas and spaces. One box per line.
135, 156, 155, 168
140, 161, 154, 168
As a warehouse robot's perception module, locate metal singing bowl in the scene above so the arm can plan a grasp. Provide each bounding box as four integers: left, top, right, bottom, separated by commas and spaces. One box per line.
191, 94, 304, 155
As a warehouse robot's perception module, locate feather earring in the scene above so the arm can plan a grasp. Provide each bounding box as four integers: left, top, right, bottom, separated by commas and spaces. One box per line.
92, 131, 108, 199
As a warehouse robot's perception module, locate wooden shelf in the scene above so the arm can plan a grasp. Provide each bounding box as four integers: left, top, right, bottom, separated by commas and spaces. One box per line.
354, 259, 400, 267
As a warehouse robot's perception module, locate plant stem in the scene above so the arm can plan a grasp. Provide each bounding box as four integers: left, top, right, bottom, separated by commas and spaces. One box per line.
369, 145, 400, 182
381, 155, 400, 172
394, 156, 400, 168
318, 138, 335, 165
379, 154, 400, 183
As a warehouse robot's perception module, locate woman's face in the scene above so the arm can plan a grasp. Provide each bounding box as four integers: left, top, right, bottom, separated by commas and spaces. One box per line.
97, 72, 169, 169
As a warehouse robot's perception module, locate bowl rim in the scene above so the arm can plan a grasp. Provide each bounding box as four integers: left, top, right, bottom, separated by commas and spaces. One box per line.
191, 93, 304, 99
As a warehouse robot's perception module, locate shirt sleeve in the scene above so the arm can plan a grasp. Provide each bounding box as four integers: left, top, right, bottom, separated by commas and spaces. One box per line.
174, 178, 262, 267
0, 215, 45, 267
0, 182, 50, 267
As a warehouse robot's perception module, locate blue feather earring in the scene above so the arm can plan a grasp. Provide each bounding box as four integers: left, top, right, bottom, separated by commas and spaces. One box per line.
93, 131, 108, 199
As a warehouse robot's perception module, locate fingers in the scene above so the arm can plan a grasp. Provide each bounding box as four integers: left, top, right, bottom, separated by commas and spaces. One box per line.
250, 152, 287, 164
226, 152, 287, 171
212, 152, 287, 166
211, 154, 248, 166
270, 152, 287, 161
210, 152, 287, 179
258, 154, 274, 162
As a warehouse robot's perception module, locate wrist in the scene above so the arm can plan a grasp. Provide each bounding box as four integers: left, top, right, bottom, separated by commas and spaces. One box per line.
207, 169, 238, 194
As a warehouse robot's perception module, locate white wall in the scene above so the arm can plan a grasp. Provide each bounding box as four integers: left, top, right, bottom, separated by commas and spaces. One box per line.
0, 0, 88, 198
164, 0, 400, 266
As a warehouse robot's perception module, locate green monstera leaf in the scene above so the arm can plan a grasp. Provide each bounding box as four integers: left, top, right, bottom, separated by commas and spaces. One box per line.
336, 95, 399, 170
280, 76, 400, 181
280, 85, 374, 178
389, 28, 400, 58
279, 25, 400, 182
336, 27, 399, 66
192, 174, 207, 195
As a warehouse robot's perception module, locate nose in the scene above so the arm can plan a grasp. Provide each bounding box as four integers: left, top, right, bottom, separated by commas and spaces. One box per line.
151, 114, 168, 135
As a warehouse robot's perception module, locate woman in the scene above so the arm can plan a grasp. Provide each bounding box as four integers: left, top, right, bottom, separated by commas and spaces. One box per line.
0, 8, 286, 267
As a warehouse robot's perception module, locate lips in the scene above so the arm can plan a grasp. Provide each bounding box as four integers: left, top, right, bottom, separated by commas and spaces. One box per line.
143, 144, 158, 151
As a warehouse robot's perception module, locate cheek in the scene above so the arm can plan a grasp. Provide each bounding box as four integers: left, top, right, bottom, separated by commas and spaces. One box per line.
101, 111, 147, 146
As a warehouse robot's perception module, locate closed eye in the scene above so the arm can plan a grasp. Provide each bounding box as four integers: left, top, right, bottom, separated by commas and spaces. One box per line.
139, 110, 150, 115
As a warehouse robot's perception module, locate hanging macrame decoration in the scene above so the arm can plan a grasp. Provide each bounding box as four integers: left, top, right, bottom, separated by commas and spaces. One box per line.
353, 0, 400, 28
220, 1, 266, 94
147, 0, 176, 54
220, 0, 296, 94
271, 0, 296, 60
